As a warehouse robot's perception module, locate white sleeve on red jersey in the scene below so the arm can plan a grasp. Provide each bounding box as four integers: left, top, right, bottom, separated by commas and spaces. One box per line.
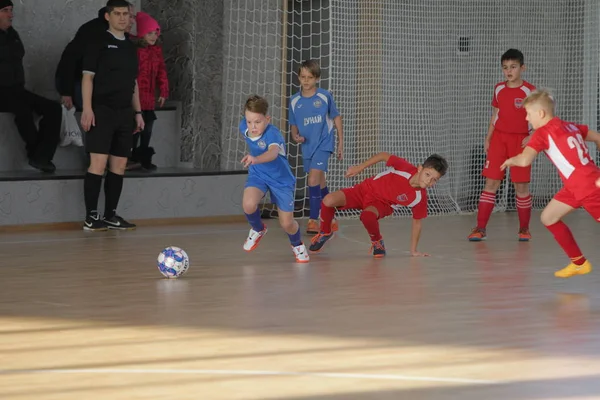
523, 81, 536, 92
526, 127, 548, 153
491, 83, 502, 108
411, 193, 428, 219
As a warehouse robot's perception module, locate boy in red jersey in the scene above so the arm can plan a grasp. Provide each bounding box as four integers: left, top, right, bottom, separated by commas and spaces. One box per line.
309, 152, 448, 258
469, 49, 536, 242
502, 89, 600, 278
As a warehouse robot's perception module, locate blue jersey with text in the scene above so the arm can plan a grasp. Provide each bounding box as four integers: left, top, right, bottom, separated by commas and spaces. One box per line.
240, 119, 295, 188
288, 88, 340, 159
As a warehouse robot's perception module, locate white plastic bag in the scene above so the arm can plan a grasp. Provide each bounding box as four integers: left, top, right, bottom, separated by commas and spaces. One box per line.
59, 105, 84, 147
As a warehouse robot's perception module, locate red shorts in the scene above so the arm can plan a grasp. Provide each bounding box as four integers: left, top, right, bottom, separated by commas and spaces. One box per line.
554, 186, 600, 221
483, 130, 531, 183
341, 183, 393, 219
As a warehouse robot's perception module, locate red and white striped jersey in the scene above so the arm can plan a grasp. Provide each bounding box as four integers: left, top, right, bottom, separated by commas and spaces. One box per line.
527, 117, 600, 200
491, 81, 536, 134
362, 156, 428, 219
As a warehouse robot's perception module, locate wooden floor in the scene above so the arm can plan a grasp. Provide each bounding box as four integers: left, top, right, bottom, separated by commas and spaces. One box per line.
1, 211, 600, 399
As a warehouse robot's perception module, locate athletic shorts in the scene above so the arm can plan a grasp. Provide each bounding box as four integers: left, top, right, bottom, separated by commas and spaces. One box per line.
85, 105, 134, 157
554, 186, 600, 222
483, 129, 531, 183
340, 182, 393, 219
303, 149, 332, 173
245, 176, 295, 213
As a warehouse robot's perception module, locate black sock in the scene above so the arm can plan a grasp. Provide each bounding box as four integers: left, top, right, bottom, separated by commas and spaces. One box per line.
84, 172, 103, 216
104, 171, 124, 219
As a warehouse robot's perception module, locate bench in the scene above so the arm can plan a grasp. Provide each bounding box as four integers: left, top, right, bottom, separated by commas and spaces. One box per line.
0, 101, 183, 172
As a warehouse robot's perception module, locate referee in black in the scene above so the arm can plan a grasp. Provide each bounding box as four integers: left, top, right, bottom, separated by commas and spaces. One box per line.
80, 0, 143, 231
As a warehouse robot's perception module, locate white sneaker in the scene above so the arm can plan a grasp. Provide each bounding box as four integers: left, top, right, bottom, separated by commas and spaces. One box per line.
292, 243, 310, 263
243, 226, 267, 252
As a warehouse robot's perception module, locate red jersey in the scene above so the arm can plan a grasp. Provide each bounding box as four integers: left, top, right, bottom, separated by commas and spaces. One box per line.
527, 117, 600, 200
491, 80, 536, 134
136, 42, 169, 111
362, 155, 428, 219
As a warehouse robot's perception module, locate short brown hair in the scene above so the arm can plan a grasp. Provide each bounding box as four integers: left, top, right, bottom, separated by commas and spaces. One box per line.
298, 59, 321, 78
522, 88, 555, 115
244, 95, 269, 115
423, 154, 449, 176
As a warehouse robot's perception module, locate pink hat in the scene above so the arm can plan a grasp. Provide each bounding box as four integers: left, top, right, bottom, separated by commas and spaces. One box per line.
136, 12, 160, 37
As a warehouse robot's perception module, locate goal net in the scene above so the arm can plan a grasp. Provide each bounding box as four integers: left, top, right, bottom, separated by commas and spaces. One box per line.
221, 0, 600, 219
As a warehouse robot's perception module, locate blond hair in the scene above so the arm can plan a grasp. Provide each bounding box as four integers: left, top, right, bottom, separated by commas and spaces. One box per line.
244, 95, 269, 115
523, 88, 555, 116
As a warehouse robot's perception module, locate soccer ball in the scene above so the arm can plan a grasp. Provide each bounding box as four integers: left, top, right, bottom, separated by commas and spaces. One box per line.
157, 246, 190, 279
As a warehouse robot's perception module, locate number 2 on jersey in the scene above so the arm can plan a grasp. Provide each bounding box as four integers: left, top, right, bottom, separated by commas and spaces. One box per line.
567, 134, 591, 165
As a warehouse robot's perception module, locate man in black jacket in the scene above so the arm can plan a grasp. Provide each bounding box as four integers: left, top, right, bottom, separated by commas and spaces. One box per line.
54, 7, 107, 111
55, 1, 135, 111
0, 0, 61, 172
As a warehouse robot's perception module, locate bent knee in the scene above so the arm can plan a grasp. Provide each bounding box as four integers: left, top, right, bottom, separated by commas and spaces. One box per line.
540, 211, 558, 227
360, 208, 379, 221
242, 201, 259, 214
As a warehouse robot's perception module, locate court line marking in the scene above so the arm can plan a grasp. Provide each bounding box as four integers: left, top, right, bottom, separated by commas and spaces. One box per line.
0, 368, 501, 384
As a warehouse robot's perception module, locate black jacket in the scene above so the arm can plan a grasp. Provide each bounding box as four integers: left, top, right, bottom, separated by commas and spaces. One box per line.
55, 7, 109, 96
0, 26, 25, 88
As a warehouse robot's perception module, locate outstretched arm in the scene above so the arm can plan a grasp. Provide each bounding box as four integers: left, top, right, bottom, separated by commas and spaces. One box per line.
345, 152, 391, 177
500, 147, 538, 170
241, 145, 281, 167
410, 218, 429, 257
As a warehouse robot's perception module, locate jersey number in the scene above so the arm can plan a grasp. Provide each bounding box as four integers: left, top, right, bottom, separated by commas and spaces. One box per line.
567, 134, 591, 165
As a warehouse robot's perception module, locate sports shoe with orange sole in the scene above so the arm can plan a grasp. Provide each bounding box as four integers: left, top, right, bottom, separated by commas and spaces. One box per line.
468, 227, 486, 241
518, 228, 531, 242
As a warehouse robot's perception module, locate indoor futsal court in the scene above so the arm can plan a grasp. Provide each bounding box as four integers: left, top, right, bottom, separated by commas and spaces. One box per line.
1, 211, 599, 399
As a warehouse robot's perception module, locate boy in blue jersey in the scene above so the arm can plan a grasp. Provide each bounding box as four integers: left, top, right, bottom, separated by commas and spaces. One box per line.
240, 95, 309, 263
289, 60, 344, 234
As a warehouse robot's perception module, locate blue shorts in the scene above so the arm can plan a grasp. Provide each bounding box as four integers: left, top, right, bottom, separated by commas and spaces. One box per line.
245, 177, 295, 212
303, 149, 332, 173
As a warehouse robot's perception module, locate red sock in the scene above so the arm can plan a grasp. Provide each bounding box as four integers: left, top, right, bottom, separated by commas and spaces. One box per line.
516, 194, 532, 230
360, 210, 382, 241
545, 221, 587, 265
319, 204, 335, 234
477, 191, 496, 229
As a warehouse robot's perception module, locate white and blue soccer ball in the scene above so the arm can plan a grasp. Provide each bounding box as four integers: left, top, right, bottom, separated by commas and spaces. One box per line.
157, 246, 190, 279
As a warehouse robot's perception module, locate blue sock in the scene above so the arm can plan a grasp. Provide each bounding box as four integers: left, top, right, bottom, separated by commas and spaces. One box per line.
308, 185, 321, 219
321, 186, 329, 199
245, 209, 263, 232
288, 227, 302, 247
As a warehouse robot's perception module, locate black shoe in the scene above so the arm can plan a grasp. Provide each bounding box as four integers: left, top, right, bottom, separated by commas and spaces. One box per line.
29, 159, 56, 173
103, 215, 136, 230
139, 147, 157, 171
83, 213, 108, 231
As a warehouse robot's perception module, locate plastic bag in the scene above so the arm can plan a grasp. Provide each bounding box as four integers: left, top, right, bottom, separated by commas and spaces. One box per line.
59, 105, 84, 147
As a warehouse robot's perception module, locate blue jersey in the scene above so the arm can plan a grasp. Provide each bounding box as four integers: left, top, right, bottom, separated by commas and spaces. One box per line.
288, 88, 340, 159
240, 119, 295, 188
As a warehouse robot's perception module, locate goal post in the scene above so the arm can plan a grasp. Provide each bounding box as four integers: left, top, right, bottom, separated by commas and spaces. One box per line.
221, 0, 600, 218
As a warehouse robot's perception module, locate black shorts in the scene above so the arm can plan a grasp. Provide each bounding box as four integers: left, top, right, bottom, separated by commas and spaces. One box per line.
85, 105, 134, 157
